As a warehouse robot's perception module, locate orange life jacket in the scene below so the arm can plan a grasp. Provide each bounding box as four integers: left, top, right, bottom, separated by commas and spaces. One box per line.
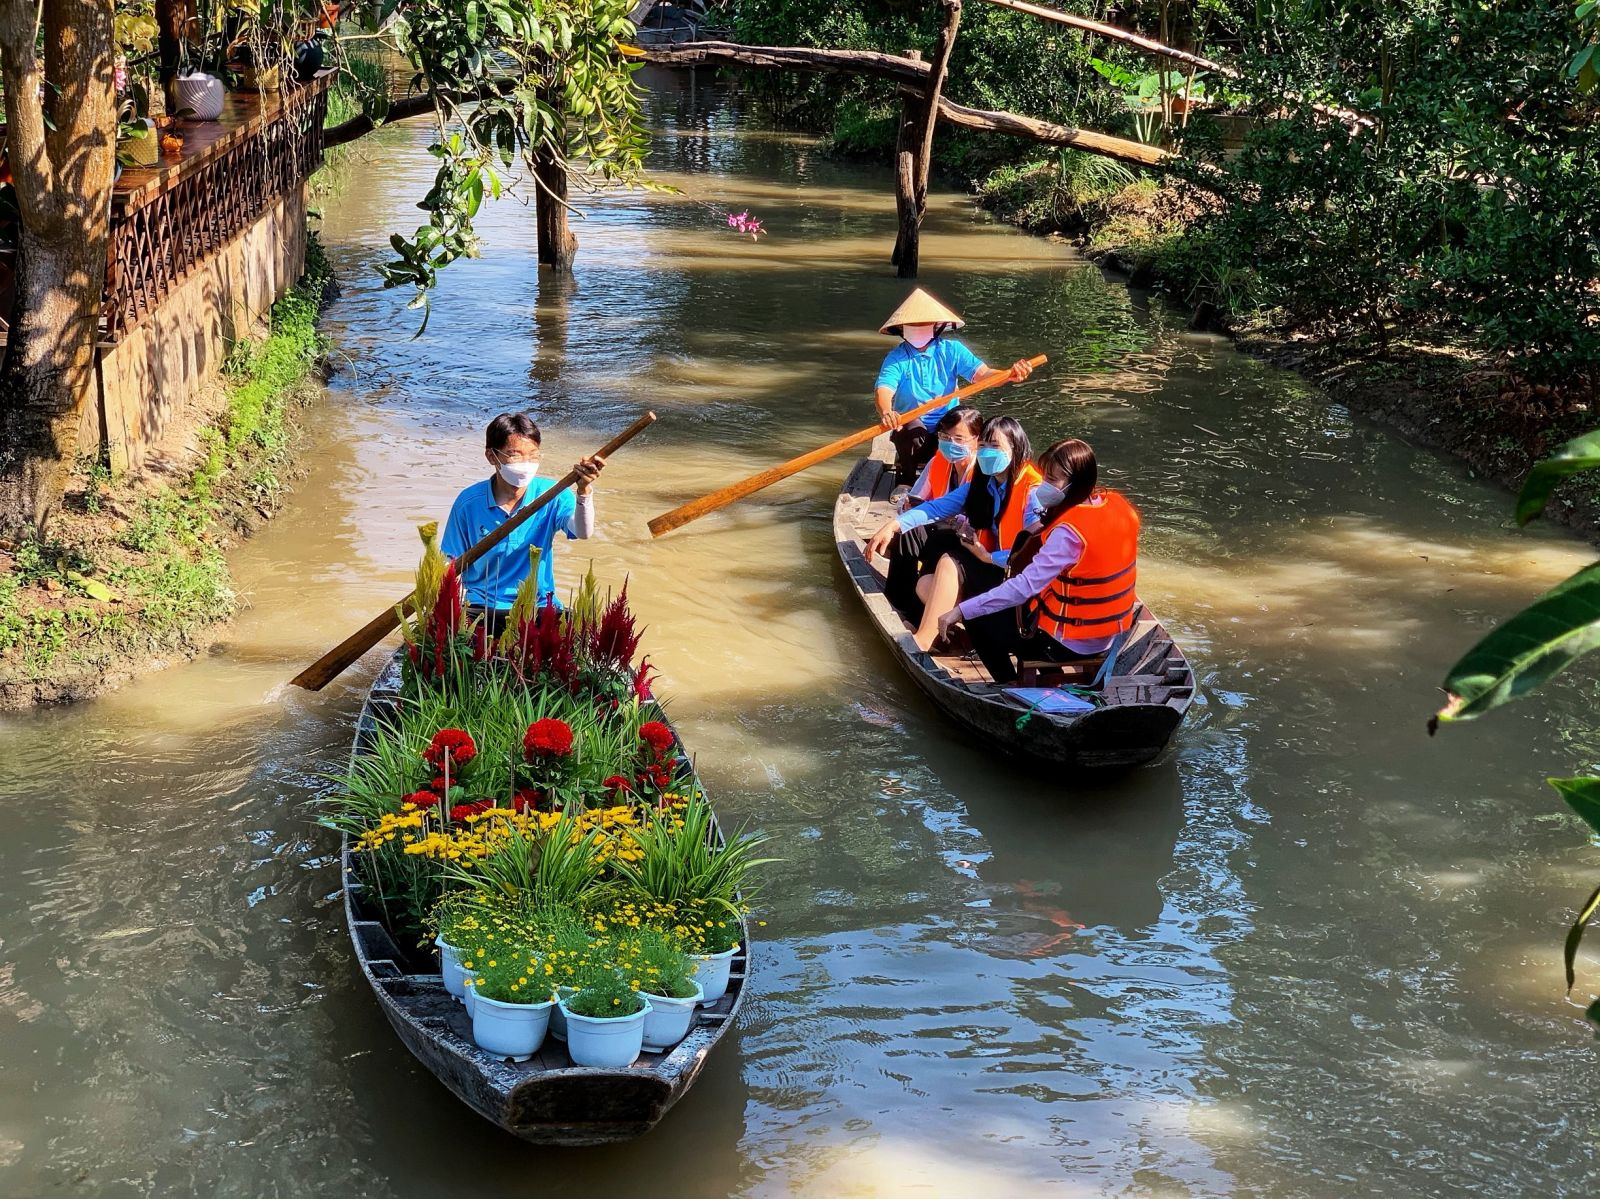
1024, 489, 1140, 642
977, 463, 1042, 554
922, 457, 971, 502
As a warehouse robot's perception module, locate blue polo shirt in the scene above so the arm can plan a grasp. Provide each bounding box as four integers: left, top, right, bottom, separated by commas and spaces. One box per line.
875, 337, 985, 428
440, 476, 578, 609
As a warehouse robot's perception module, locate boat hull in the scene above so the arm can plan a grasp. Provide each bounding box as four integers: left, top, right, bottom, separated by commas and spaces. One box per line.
342, 656, 747, 1146
834, 440, 1194, 772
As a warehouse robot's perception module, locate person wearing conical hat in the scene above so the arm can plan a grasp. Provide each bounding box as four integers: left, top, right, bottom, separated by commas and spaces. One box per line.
874, 287, 1035, 486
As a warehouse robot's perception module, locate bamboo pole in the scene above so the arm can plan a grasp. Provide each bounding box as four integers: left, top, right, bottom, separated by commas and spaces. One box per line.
647, 357, 1045, 538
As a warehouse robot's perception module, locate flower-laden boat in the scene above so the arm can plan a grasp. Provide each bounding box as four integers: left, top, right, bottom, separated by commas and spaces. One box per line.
328, 530, 759, 1146
833, 438, 1194, 771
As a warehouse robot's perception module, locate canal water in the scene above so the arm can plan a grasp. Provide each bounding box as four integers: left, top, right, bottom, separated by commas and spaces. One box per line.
2, 71, 1599, 1196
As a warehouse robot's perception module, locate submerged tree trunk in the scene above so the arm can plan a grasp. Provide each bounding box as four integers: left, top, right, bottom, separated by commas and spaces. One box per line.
0, 0, 117, 534
533, 88, 577, 273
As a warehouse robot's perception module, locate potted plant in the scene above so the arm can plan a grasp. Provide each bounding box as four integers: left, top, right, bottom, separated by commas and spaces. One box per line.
688, 913, 742, 1004
634, 930, 703, 1052
174, 65, 223, 121
432, 893, 484, 1003
560, 969, 651, 1068
463, 943, 555, 1063
610, 799, 773, 1004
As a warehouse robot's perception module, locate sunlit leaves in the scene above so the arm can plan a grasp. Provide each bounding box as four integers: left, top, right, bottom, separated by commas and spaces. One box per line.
1515, 428, 1600, 525
1433, 562, 1600, 725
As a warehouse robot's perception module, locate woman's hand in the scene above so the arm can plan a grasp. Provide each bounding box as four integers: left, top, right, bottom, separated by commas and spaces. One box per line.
964, 539, 995, 565
865, 519, 900, 560
937, 608, 962, 641
1008, 358, 1035, 382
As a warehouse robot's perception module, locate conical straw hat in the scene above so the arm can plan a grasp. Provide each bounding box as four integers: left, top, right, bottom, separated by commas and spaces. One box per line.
878, 287, 965, 335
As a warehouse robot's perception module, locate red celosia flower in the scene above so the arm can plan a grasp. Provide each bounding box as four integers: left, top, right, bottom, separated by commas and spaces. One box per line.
424, 728, 477, 770
402, 790, 441, 808
591, 582, 643, 668
639, 721, 673, 757
523, 718, 574, 759
450, 800, 492, 821
631, 657, 656, 701
512, 788, 544, 813
602, 774, 632, 796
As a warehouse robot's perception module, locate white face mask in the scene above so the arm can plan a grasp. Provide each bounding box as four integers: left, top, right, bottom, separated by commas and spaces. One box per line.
1034, 481, 1067, 508
497, 460, 539, 488
902, 324, 937, 350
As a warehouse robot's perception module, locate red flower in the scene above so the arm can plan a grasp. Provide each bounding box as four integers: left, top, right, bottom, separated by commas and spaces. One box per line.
631, 657, 656, 701
402, 790, 441, 808
424, 728, 477, 770
523, 718, 574, 759
512, 788, 544, 813
639, 721, 674, 757
602, 774, 633, 797
450, 800, 492, 821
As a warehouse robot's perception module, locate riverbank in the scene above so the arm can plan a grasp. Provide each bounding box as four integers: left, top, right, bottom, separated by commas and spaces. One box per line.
0, 236, 336, 710
974, 163, 1600, 542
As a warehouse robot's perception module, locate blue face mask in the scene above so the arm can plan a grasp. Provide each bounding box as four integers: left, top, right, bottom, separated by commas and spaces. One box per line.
937, 439, 973, 464
976, 446, 1012, 476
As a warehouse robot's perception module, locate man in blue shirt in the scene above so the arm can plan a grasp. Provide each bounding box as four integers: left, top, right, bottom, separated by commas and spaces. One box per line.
874, 287, 1035, 484
441, 412, 604, 634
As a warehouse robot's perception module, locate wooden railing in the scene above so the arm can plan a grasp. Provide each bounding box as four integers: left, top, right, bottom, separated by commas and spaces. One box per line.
103, 73, 332, 343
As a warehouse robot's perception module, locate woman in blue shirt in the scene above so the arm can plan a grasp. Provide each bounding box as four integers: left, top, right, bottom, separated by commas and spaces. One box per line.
441, 412, 604, 636
874, 287, 1035, 485
865, 416, 1039, 650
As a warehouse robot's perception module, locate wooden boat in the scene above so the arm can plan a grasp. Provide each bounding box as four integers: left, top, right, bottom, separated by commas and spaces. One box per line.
833, 438, 1194, 771
341, 655, 749, 1146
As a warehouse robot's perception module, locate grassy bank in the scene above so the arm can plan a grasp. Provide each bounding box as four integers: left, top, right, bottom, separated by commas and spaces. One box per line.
0, 235, 336, 708
973, 155, 1600, 541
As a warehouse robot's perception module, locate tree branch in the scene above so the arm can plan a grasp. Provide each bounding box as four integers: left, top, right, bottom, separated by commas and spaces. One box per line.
639, 41, 932, 85
980, 0, 1373, 129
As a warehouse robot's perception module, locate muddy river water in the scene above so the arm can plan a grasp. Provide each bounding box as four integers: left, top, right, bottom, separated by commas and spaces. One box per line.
1, 72, 1598, 1197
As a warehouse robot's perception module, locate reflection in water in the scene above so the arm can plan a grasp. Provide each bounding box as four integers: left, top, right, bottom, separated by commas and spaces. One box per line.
1, 69, 1599, 1198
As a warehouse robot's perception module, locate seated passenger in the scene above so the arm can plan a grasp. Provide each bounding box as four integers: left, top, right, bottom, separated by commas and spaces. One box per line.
873, 288, 1035, 486
865, 416, 1039, 650
884, 405, 982, 617
934, 438, 1139, 684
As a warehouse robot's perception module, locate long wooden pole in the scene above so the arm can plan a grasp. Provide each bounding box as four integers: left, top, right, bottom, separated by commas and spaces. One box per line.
290, 412, 658, 691
647, 357, 1045, 538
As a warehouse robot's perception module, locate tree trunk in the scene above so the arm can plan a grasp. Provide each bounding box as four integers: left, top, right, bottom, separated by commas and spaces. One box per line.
0, 0, 117, 534
913, 0, 962, 219
891, 54, 924, 272
534, 145, 578, 272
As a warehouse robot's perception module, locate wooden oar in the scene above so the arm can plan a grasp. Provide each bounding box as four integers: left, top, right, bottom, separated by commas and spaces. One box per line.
290, 411, 658, 692
647, 354, 1046, 538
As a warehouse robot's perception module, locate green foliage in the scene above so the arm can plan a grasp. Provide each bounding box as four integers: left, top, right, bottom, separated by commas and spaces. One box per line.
630, 926, 697, 999
609, 798, 775, 916
564, 963, 645, 1017
1437, 428, 1600, 1024
351, 0, 652, 323
1515, 430, 1600, 526
1165, 0, 1599, 378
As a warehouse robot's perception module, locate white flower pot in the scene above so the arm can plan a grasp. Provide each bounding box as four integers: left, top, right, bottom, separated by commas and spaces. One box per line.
175, 72, 224, 121
471, 995, 554, 1063
692, 945, 739, 1004
559, 995, 652, 1068
462, 969, 479, 1017
548, 985, 576, 1041
640, 981, 704, 1052
436, 937, 466, 1002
